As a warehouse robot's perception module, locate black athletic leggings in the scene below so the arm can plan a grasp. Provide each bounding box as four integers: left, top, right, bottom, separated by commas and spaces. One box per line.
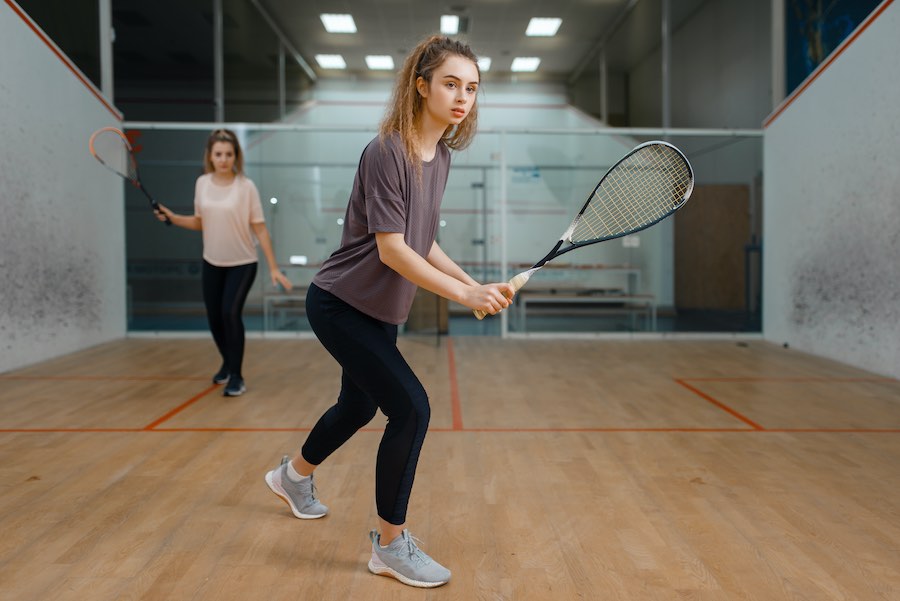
302, 283, 430, 525
202, 260, 257, 378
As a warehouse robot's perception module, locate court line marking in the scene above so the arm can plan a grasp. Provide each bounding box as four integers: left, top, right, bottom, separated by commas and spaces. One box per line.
446, 338, 464, 431
675, 379, 765, 430
2, 427, 897, 434
143, 384, 220, 430
763, 0, 895, 128
4, 0, 122, 120
0, 375, 209, 381
1, 372, 897, 434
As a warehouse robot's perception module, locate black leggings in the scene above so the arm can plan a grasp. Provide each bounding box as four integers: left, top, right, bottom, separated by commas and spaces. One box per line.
202, 260, 257, 378
302, 283, 430, 525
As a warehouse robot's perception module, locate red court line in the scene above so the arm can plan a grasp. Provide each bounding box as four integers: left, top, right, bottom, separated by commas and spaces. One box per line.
675, 379, 765, 430
763, 0, 895, 128
681, 377, 897, 383
2, 427, 896, 434
446, 338, 464, 431
5, 0, 122, 120
0, 375, 208, 381
142, 384, 220, 430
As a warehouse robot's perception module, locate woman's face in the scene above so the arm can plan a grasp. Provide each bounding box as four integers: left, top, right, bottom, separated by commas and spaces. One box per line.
210, 141, 236, 175
418, 54, 479, 128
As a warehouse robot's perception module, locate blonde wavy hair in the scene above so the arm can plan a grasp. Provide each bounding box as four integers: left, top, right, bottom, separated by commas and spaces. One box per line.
203, 128, 244, 175
379, 35, 480, 169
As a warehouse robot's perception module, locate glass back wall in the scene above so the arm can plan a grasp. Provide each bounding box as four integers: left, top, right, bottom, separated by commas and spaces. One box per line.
123, 124, 762, 337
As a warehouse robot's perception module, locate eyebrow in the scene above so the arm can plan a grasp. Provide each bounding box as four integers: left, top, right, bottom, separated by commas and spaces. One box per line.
440, 74, 479, 86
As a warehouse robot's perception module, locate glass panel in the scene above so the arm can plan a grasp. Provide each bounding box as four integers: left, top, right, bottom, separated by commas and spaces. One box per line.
123, 125, 762, 336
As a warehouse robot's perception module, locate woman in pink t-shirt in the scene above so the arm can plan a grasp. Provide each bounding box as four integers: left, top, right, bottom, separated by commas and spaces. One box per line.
155, 129, 291, 396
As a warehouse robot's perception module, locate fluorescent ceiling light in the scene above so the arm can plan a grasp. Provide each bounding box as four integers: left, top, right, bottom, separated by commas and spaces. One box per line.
365, 55, 395, 70
315, 54, 347, 69
440, 15, 459, 34
511, 57, 541, 72
320, 13, 357, 33
477, 57, 492, 72
525, 17, 562, 37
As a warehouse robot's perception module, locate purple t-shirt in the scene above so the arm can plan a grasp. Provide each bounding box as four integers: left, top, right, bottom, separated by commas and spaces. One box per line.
313, 134, 451, 324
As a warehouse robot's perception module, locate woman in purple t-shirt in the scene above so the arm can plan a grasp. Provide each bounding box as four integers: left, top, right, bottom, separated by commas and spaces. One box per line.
264, 36, 515, 588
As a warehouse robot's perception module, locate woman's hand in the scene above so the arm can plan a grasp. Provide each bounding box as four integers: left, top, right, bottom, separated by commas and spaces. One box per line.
462, 282, 514, 315
154, 203, 175, 223
272, 269, 293, 292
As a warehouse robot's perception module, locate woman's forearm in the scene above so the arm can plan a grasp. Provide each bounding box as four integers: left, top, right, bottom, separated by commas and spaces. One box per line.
251, 223, 281, 273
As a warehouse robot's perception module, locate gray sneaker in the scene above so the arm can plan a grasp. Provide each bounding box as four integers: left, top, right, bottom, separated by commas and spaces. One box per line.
368, 529, 451, 588
264, 460, 328, 519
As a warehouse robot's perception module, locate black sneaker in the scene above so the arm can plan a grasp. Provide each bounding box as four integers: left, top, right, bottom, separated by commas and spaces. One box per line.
224, 375, 246, 396
212, 365, 229, 384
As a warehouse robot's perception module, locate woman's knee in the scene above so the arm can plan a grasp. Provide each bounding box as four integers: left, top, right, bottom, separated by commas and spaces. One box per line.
386, 387, 430, 427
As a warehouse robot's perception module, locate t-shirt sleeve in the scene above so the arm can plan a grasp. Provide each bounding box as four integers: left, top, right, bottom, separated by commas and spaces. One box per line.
362, 139, 407, 234
247, 178, 265, 224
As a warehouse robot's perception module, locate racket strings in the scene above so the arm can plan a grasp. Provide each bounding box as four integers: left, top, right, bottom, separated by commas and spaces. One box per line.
91, 130, 138, 182
571, 145, 692, 243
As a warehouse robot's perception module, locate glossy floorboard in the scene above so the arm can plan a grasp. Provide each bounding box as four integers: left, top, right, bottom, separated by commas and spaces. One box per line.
0, 338, 897, 600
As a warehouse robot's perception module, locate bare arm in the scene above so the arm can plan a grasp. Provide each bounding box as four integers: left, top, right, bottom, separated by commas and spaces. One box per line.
375, 232, 512, 314
251, 222, 293, 290
154, 204, 202, 231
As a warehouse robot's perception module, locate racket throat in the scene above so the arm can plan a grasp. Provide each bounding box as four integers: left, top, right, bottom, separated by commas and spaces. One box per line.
534, 239, 565, 269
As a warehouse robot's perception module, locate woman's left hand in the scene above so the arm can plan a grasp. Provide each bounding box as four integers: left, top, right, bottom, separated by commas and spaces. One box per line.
272, 270, 293, 292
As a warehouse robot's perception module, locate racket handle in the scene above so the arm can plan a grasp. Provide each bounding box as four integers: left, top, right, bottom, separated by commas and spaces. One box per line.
473, 270, 534, 320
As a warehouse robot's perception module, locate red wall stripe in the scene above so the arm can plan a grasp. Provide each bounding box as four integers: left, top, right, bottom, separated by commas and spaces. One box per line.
4, 0, 122, 121
764, 0, 895, 128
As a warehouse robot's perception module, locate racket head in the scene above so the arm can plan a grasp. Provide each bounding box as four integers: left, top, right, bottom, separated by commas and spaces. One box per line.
566, 140, 694, 246
89, 127, 139, 184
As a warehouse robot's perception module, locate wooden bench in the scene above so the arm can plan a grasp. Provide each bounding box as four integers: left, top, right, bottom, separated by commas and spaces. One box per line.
263, 290, 307, 331
516, 291, 657, 331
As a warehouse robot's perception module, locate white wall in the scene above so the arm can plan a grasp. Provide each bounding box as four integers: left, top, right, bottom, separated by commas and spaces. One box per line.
0, 2, 126, 373
763, 0, 900, 379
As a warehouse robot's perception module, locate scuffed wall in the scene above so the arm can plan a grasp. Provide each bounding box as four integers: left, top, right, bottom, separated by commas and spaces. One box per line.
0, 3, 125, 373
763, 1, 900, 378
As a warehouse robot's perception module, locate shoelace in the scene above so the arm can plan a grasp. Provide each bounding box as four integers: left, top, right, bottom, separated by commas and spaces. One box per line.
369, 530, 432, 566
400, 532, 431, 566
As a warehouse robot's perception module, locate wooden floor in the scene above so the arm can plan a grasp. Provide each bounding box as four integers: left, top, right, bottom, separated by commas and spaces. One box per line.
1, 337, 898, 600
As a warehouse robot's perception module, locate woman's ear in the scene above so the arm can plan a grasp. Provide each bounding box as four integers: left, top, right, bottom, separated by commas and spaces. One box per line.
416, 76, 428, 98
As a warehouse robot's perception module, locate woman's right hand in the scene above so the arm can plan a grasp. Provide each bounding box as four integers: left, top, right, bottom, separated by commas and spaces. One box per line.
462, 282, 515, 315
154, 203, 175, 223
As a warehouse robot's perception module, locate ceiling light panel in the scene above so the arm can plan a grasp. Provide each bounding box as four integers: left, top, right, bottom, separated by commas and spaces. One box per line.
477, 57, 491, 72
315, 54, 346, 69
320, 14, 357, 33
525, 17, 562, 36
365, 55, 395, 70
511, 57, 541, 72
440, 15, 459, 35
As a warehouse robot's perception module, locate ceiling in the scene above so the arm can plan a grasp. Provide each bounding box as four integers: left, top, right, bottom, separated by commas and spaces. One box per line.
15, 0, 709, 88
103, 0, 708, 84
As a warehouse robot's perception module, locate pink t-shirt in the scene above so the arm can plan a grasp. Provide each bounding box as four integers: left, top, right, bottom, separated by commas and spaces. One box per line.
194, 174, 265, 267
